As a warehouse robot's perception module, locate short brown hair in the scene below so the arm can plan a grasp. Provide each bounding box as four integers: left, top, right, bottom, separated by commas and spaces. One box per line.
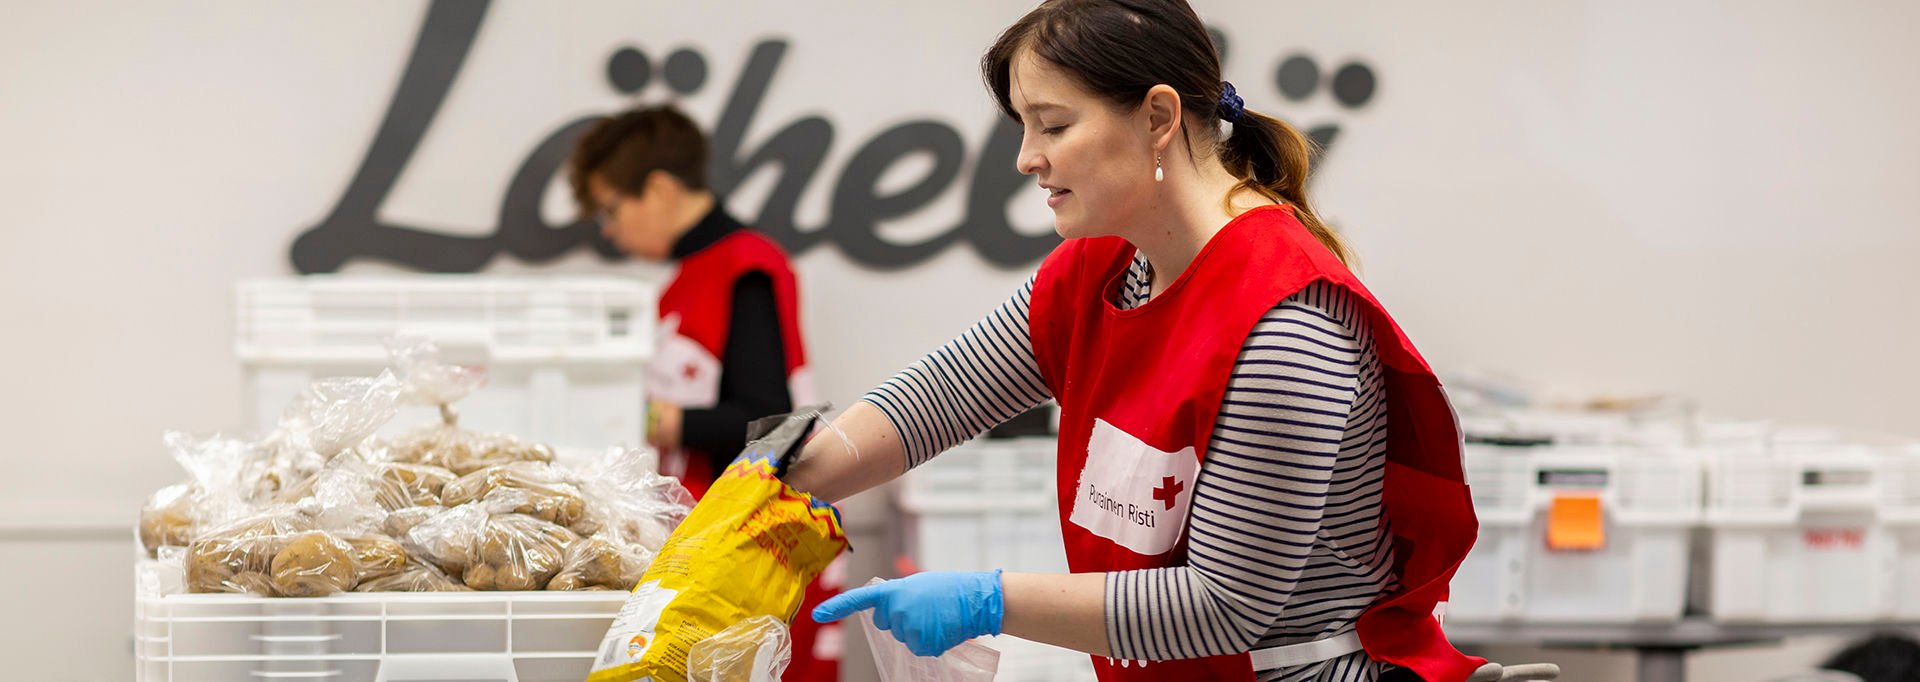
568, 104, 710, 219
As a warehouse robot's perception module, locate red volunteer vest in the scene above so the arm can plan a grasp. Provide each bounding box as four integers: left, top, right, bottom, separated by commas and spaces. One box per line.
1029, 206, 1484, 682
651, 229, 817, 499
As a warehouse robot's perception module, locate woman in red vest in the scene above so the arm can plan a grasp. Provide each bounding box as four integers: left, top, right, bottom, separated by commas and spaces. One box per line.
568, 104, 839, 682
792, 2, 1483, 681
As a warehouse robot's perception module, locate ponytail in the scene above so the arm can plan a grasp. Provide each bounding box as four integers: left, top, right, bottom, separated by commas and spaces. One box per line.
1218, 110, 1352, 267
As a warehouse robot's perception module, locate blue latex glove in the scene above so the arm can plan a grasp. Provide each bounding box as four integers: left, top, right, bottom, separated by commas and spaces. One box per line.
812, 569, 1005, 657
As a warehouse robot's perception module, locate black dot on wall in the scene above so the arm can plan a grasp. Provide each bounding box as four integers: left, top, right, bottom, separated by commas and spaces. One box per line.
1332, 62, 1377, 108
1276, 55, 1319, 102
607, 47, 651, 94
663, 49, 708, 95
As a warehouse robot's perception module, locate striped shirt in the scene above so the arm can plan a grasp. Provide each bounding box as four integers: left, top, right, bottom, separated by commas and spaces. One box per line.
866, 253, 1394, 681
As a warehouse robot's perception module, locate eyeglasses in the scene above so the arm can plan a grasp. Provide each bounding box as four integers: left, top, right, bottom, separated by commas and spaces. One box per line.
593, 194, 631, 228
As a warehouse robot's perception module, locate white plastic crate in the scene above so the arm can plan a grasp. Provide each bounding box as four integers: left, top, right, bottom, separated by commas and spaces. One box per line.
1448, 444, 1700, 623
1704, 443, 1920, 622
237, 276, 653, 449
1458, 406, 1700, 449
135, 567, 626, 682
896, 436, 1068, 575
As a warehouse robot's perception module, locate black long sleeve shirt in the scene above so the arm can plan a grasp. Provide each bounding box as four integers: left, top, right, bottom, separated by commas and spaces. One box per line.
669, 206, 793, 471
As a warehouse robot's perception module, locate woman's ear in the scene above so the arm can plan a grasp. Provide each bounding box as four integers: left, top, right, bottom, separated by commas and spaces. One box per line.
1141, 84, 1183, 155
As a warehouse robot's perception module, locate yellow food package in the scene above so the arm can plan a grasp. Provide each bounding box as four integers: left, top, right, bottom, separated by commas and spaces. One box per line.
588, 408, 847, 682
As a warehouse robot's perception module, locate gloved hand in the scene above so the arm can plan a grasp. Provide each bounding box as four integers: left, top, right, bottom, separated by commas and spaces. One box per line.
812, 569, 1004, 657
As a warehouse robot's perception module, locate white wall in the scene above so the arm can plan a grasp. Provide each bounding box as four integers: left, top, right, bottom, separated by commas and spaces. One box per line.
3, 1, 1917, 680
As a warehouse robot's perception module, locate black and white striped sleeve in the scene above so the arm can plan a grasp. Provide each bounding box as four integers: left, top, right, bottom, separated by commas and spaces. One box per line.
861, 276, 1053, 468
1106, 282, 1387, 678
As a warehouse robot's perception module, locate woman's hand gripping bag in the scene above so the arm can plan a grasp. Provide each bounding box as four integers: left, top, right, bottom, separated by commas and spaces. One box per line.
588, 407, 847, 682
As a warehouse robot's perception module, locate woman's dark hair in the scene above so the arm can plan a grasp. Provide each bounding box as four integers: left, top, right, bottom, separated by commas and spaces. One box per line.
982, 0, 1350, 265
568, 104, 709, 219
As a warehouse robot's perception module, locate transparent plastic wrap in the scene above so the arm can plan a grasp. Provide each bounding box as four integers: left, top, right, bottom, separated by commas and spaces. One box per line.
382, 504, 444, 540
138, 432, 260, 556
384, 336, 555, 475
370, 461, 457, 511
387, 335, 487, 408
296, 451, 389, 537
441, 462, 587, 530
353, 557, 472, 592
405, 504, 581, 591
568, 447, 695, 553
856, 579, 1001, 682
138, 484, 196, 556
248, 371, 406, 501
686, 615, 792, 682
282, 372, 406, 460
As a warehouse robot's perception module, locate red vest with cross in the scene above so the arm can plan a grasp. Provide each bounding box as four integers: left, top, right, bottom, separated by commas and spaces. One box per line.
1028, 205, 1485, 682
650, 229, 817, 498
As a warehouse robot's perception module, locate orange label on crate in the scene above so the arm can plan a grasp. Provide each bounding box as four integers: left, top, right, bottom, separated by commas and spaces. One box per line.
1546, 493, 1606, 551
1803, 528, 1865, 550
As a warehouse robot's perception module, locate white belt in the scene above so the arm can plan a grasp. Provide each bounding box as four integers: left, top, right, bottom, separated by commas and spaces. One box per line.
1248, 631, 1364, 671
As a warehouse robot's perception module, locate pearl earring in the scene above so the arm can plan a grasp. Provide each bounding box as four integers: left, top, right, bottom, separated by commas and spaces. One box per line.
1154, 154, 1163, 182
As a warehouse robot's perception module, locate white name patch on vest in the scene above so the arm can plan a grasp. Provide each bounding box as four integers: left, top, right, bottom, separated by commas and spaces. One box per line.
647, 313, 721, 408
1069, 418, 1201, 556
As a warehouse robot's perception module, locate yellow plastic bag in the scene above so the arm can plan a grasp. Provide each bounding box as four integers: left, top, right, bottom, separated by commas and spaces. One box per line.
588, 408, 847, 682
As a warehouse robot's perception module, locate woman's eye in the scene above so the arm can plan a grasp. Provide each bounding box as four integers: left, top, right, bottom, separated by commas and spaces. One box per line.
1042, 124, 1068, 135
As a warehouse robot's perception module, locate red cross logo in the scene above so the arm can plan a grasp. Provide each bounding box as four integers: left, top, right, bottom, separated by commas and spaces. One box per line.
1152, 475, 1184, 510
682, 363, 699, 380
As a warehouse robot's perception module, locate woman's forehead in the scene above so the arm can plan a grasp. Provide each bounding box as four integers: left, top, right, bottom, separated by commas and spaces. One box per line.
1010, 49, 1088, 113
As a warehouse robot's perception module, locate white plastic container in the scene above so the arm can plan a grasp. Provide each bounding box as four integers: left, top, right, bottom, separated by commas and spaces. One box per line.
895, 437, 1068, 575
236, 276, 654, 449
1704, 442, 1920, 622
134, 570, 627, 682
1448, 444, 1700, 623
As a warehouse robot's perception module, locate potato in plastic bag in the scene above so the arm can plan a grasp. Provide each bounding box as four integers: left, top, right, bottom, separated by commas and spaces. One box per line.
547, 535, 653, 591
354, 558, 472, 592
344, 534, 407, 583
587, 408, 847, 682
383, 505, 443, 540
371, 462, 456, 510
442, 462, 586, 529
686, 615, 791, 682
140, 432, 263, 556
139, 484, 198, 556
389, 424, 556, 476
270, 530, 357, 597
185, 510, 315, 594
403, 503, 488, 579
407, 505, 579, 591
286, 451, 389, 539
464, 513, 580, 591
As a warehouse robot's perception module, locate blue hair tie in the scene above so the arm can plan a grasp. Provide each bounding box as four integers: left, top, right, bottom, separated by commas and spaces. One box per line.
1217, 81, 1245, 122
